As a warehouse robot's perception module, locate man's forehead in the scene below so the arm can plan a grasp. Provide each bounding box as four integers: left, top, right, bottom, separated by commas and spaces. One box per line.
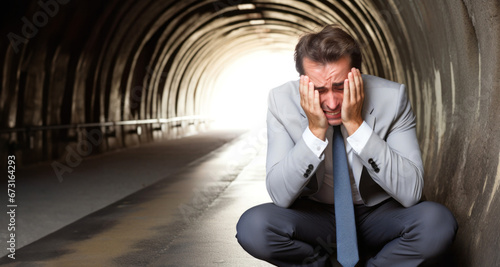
304, 58, 350, 87
305, 63, 348, 85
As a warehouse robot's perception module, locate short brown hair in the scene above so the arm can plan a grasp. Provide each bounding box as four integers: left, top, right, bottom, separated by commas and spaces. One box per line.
294, 25, 362, 75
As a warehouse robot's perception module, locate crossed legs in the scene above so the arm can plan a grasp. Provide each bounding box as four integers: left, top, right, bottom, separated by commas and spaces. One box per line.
236, 198, 457, 267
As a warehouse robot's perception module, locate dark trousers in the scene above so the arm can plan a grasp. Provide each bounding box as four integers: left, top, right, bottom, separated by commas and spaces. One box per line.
236, 198, 457, 267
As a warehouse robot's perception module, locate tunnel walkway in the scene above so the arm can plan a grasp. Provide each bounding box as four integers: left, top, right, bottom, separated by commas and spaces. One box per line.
1, 0, 500, 265
0, 128, 275, 266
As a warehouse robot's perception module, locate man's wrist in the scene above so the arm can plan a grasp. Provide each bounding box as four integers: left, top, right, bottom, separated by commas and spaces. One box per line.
346, 121, 372, 154
343, 119, 363, 136
303, 127, 328, 159
309, 125, 327, 141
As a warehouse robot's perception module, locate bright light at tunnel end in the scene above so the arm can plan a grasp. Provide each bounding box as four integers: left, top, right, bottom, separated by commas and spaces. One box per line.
237, 3, 256, 10
210, 50, 298, 130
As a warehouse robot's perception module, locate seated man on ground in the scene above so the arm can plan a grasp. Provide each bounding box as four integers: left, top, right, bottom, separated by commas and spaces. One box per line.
236, 25, 458, 267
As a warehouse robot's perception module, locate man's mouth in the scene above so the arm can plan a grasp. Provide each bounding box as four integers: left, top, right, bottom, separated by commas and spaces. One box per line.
325, 111, 340, 116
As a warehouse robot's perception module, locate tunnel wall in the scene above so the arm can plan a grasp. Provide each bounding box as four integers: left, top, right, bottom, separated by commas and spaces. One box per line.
1, 0, 499, 265
374, 1, 500, 266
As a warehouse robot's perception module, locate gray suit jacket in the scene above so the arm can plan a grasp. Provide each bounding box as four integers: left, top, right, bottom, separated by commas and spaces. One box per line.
266, 74, 424, 208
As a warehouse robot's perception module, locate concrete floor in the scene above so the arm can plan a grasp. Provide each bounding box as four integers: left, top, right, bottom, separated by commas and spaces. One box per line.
0, 128, 273, 266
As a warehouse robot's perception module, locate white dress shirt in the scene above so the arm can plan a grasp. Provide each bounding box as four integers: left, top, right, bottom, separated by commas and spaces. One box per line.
302, 122, 373, 205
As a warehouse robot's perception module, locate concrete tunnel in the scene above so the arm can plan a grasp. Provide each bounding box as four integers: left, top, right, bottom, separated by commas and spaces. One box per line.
1, 0, 499, 266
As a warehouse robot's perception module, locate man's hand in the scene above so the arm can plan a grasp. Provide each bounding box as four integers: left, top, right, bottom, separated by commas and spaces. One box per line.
342, 68, 364, 136
300, 75, 328, 141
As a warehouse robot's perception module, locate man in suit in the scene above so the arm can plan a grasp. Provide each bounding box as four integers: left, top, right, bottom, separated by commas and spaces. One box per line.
236, 25, 458, 266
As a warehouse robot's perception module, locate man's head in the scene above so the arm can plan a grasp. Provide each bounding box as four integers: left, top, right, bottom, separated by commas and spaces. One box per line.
294, 25, 362, 76
295, 25, 362, 126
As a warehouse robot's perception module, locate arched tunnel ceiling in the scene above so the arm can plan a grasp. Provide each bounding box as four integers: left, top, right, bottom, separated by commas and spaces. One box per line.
2, 0, 403, 129
1, 0, 500, 266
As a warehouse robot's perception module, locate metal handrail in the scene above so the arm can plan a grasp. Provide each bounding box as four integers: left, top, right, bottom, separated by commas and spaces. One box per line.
0, 115, 208, 134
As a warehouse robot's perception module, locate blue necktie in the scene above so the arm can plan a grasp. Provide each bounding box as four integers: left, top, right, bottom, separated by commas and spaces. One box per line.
332, 126, 359, 267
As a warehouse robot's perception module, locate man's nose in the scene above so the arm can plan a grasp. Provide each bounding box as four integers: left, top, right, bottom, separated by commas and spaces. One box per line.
323, 91, 342, 109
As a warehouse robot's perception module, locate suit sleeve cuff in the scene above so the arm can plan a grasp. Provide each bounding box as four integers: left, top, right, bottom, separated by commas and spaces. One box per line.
303, 127, 328, 159
347, 121, 372, 154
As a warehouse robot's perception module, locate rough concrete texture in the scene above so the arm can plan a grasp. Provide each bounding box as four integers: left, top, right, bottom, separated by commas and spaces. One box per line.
1, 0, 499, 266
372, 1, 500, 266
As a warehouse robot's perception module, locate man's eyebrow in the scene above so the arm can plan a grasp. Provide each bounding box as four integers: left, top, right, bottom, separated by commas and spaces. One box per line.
314, 82, 344, 90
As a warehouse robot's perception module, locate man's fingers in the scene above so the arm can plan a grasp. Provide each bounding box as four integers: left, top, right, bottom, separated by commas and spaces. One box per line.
300, 75, 317, 113
307, 81, 315, 108
344, 78, 350, 105
310, 81, 317, 109
299, 75, 304, 96
348, 71, 357, 102
353, 69, 361, 99
357, 69, 364, 99
300, 75, 307, 108
313, 89, 320, 111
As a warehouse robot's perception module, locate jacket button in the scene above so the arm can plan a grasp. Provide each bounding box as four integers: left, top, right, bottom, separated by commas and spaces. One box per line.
306, 169, 311, 174
308, 164, 314, 170
374, 168, 380, 173
303, 173, 309, 178
368, 158, 374, 164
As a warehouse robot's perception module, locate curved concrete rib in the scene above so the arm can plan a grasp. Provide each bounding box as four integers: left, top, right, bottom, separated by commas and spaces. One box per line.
0, 0, 499, 265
